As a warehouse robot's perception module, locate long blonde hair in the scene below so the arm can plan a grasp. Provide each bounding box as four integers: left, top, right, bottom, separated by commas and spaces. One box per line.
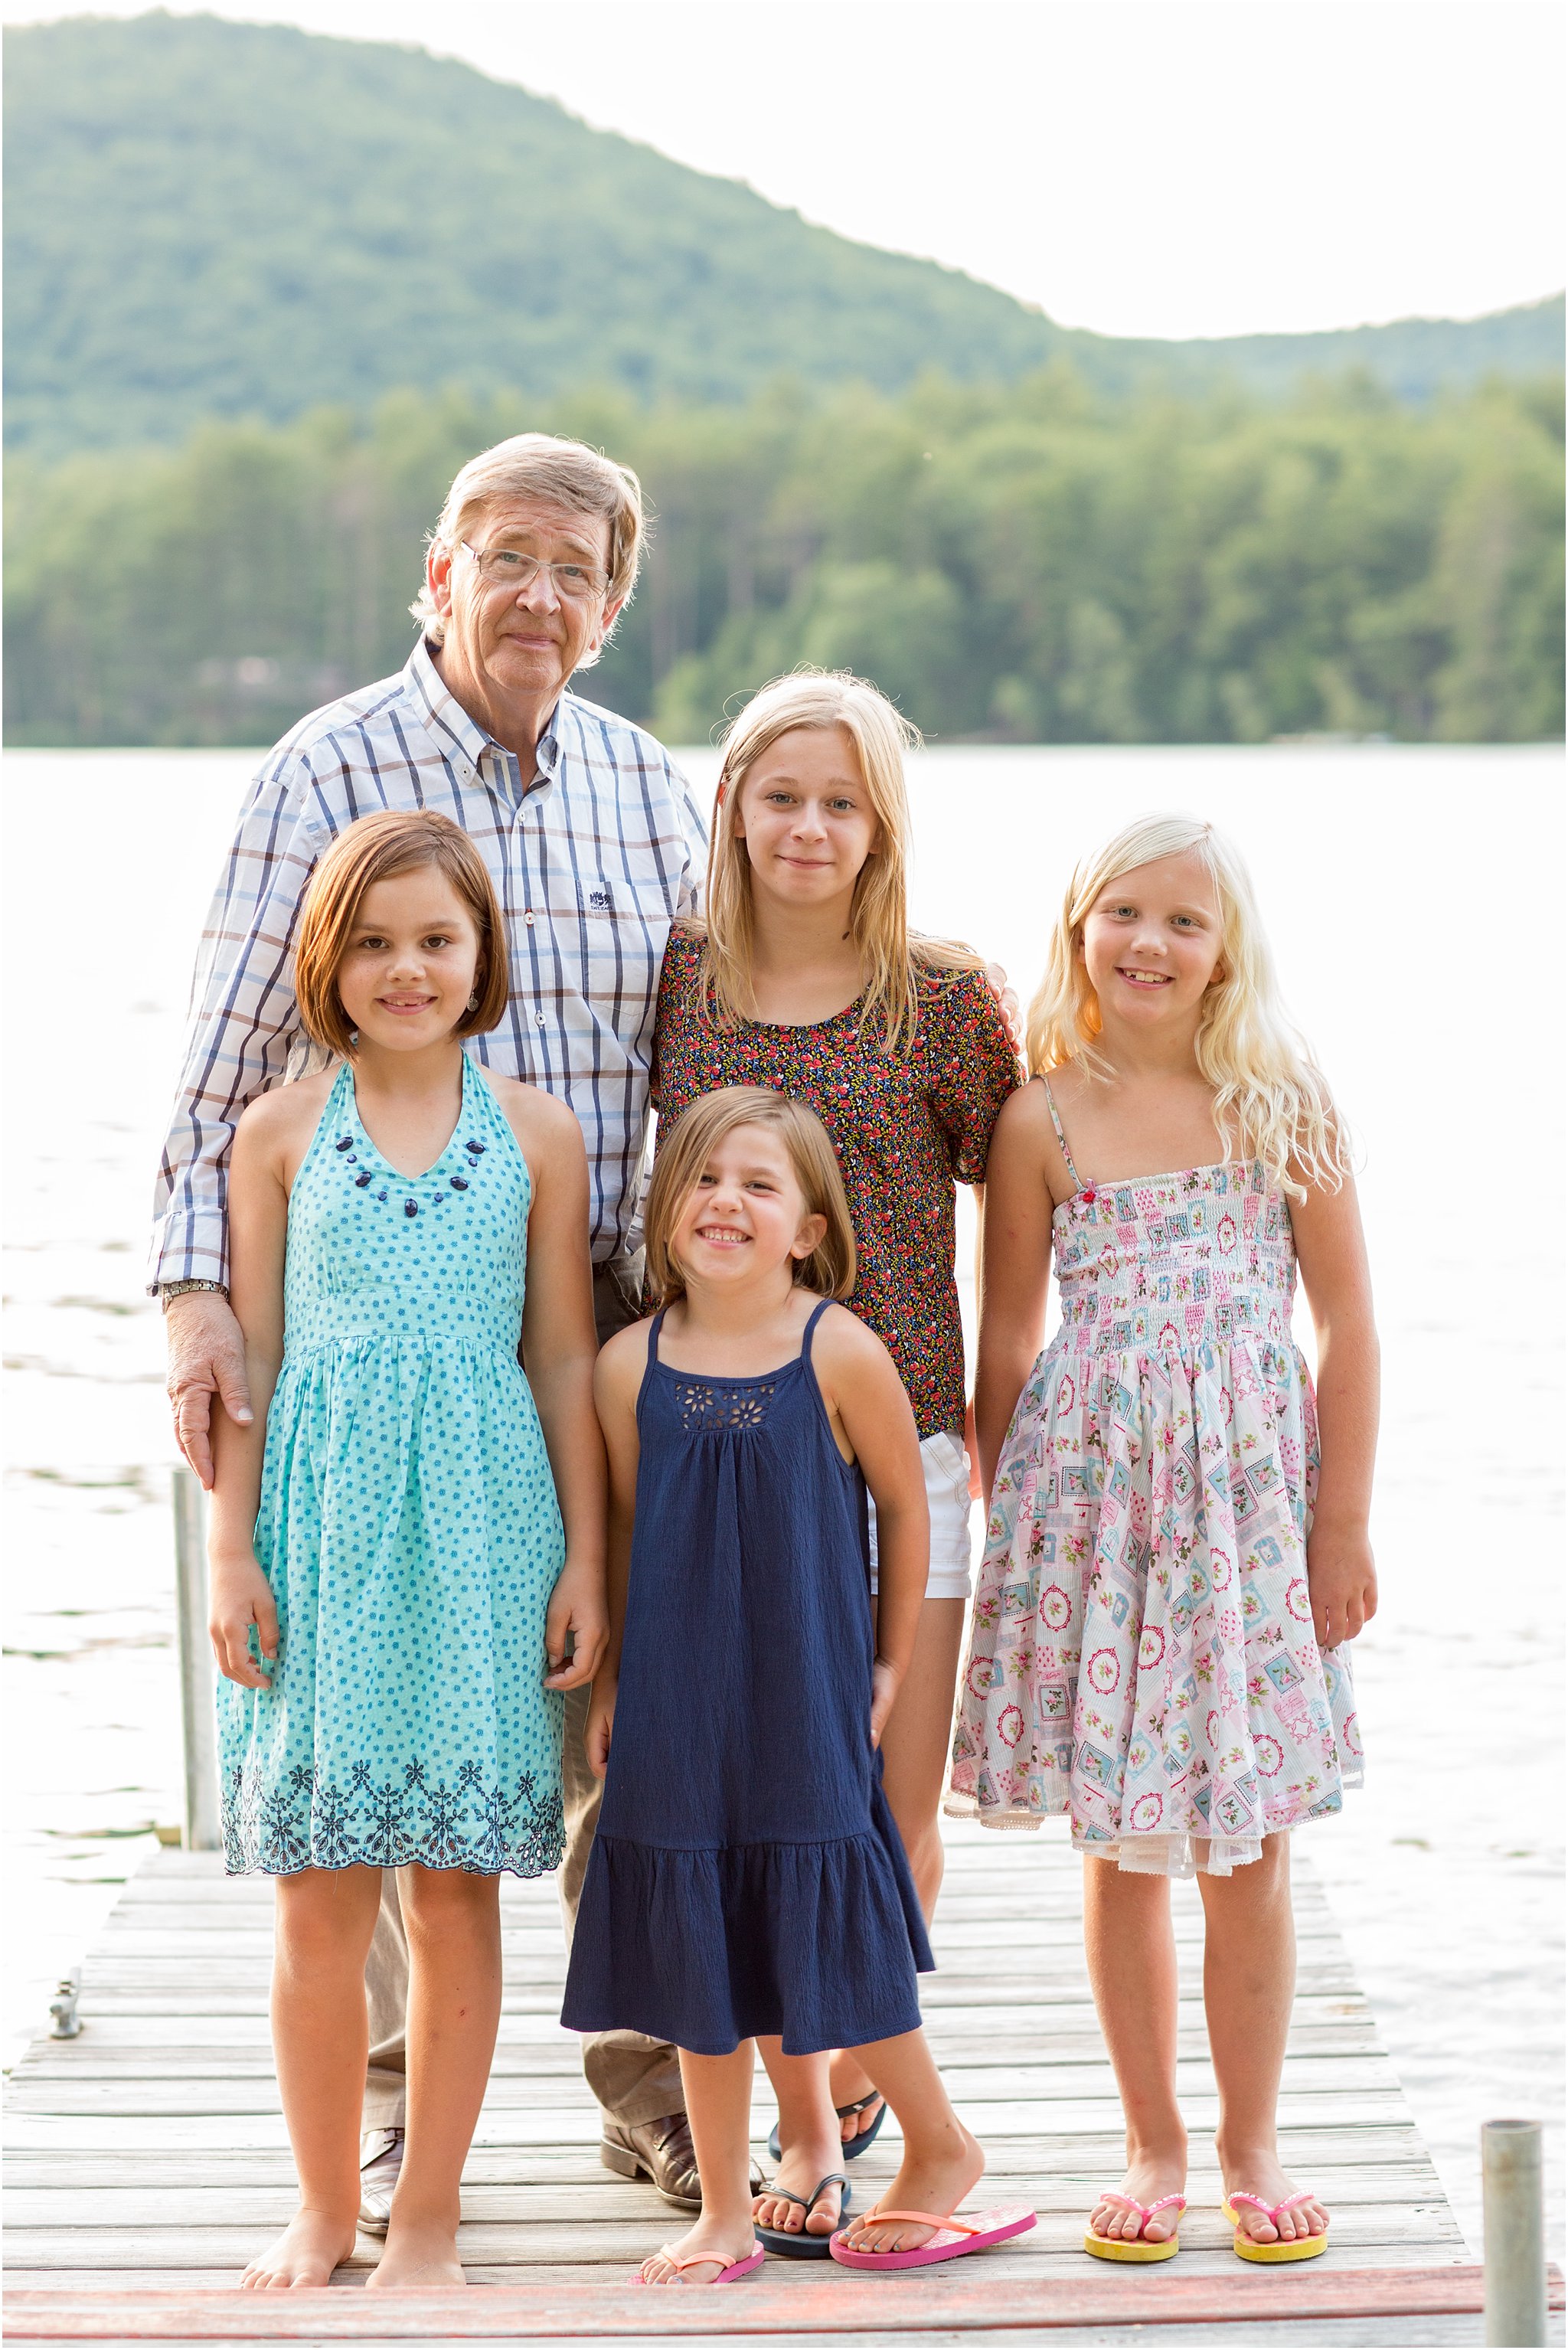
1024, 814, 1351, 1196
695, 668, 982, 1054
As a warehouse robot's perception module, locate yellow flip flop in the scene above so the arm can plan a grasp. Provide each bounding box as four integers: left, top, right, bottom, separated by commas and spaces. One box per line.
1083, 2190, 1186, 2261
1224, 2191, 1328, 2263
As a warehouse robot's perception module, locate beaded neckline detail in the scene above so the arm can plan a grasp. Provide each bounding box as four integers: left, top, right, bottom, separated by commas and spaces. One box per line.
332, 1059, 489, 1221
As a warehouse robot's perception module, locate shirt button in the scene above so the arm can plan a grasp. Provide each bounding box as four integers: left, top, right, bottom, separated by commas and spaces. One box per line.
536, 1013, 546, 1027
524, 909, 534, 927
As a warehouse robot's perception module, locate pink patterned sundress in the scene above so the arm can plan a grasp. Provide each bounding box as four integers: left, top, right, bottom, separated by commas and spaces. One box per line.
949, 1079, 1362, 1878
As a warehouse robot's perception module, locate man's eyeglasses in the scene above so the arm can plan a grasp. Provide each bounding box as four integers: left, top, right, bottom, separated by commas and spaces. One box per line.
459, 543, 610, 602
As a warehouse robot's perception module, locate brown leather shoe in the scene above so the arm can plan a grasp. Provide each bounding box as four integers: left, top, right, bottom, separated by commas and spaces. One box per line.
600, 2112, 765, 2211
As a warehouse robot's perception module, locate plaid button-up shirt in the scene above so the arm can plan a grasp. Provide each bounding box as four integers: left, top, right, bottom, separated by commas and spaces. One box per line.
151, 642, 708, 1289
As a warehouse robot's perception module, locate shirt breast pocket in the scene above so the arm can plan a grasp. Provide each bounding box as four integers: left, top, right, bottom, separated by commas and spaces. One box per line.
548, 871, 671, 1016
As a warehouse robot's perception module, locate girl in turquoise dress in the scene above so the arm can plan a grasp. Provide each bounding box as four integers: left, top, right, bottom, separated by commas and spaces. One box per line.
207, 809, 606, 2296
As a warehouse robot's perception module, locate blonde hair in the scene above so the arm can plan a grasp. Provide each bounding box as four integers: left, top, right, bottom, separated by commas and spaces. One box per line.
694, 668, 983, 1054
411, 432, 644, 659
1024, 813, 1350, 1197
643, 1087, 858, 1305
294, 810, 509, 1058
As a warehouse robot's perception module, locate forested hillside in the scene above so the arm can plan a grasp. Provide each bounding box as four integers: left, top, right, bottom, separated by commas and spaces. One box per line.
5, 13, 1563, 458
8, 373, 1560, 748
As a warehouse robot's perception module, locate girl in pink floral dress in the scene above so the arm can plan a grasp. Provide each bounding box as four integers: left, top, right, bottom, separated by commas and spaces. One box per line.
951, 815, 1377, 2270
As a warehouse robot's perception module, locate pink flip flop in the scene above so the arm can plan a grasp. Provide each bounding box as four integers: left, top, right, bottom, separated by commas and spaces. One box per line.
829, 2204, 1037, 2270
632, 2241, 765, 2284
1224, 2191, 1329, 2263
1084, 2189, 1187, 2261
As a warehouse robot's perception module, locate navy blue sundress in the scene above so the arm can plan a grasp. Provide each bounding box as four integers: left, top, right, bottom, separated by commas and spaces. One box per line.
562, 1298, 933, 2056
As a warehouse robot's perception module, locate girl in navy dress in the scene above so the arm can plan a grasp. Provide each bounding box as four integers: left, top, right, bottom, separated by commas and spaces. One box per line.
562, 1086, 1034, 2282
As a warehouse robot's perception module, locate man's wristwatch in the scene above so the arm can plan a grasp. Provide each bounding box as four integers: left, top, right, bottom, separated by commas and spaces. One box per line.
159, 1278, 230, 1310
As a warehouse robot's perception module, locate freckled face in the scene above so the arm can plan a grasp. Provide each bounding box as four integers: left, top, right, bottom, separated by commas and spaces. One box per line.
334, 870, 482, 1051
1078, 851, 1225, 1031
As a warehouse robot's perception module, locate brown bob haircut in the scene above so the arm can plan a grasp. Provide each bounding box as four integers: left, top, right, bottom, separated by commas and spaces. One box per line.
643, 1087, 858, 1306
292, 810, 509, 1057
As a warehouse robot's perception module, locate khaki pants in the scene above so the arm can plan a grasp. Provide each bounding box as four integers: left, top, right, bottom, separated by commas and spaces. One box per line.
361, 1257, 683, 2135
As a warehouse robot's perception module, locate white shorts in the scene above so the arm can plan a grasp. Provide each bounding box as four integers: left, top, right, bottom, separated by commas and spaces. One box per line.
867, 1429, 975, 1603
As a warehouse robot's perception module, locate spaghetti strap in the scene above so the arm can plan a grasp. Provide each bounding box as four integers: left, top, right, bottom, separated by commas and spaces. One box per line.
800, 1297, 835, 1361
1037, 1077, 1085, 1190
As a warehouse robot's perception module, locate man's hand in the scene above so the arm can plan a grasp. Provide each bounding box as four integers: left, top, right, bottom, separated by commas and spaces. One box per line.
544, 1558, 609, 1691
585, 1679, 617, 1777
985, 961, 1023, 1055
165, 1291, 253, 1489
1305, 1515, 1378, 1649
208, 1548, 278, 1688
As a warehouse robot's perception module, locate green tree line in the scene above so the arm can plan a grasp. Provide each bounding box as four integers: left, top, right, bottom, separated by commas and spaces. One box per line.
6, 368, 1562, 749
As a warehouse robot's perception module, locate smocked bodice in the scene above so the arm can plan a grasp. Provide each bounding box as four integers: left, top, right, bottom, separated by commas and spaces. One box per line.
1051, 1159, 1297, 1358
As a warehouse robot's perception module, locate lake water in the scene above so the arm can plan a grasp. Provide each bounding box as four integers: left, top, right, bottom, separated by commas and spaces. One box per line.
3, 740, 1563, 2257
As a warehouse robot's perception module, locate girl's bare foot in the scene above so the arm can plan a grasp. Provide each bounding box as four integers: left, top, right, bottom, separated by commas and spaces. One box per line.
827, 2053, 885, 2149
752, 2127, 848, 2239
1220, 2150, 1328, 2246
836, 2120, 984, 2255
1089, 2149, 1188, 2245
639, 2215, 758, 2283
365, 2218, 465, 2290
240, 2206, 357, 2289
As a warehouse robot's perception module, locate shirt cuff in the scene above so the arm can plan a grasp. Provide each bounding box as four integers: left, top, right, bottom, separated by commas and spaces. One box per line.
148, 1214, 229, 1296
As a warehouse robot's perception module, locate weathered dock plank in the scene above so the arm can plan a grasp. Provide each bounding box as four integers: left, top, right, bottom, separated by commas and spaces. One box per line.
4, 1825, 1481, 2341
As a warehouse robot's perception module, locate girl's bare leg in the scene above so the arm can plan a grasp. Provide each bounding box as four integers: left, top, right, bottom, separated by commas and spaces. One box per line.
1198, 1834, 1328, 2247
828, 1596, 965, 2142
752, 2041, 851, 2238
1082, 1858, 1187, 2244
243, 1865, 383, 2288
832, 2027, 985, 2255
641, 2046, 759, 2283
367, 1865, 501, 2290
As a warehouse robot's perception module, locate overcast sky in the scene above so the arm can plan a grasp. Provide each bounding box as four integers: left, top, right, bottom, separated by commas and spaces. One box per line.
5, 0, 1562, 339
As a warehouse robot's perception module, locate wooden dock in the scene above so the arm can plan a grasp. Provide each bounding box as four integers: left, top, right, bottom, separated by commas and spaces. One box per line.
6, 1823, 1554, 2343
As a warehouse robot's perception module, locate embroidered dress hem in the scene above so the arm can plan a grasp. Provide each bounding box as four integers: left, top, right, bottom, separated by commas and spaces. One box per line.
223, 1760, 565, 1878
563, 1812, 933, 2057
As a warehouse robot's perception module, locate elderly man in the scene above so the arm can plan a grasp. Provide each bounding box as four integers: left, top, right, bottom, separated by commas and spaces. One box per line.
153, 433, 746, 2226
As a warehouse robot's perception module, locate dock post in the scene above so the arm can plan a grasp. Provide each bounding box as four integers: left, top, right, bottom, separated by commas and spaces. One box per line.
172, 1466, 222, 1852
1483, 2116, 1547, 2346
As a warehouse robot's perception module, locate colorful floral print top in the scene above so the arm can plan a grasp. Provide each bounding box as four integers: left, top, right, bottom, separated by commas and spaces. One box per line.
651, 929, 1019, 1438
948, 1079, 1362, 1878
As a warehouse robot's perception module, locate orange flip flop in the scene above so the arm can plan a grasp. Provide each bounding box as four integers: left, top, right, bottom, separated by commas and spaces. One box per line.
632, 2240, 766, 2284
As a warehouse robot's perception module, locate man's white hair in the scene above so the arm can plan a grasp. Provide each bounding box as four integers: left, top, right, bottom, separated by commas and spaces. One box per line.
411, 433, 645, 659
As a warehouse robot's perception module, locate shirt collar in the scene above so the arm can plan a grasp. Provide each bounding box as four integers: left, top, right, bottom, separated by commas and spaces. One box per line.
406, 639, 567, 793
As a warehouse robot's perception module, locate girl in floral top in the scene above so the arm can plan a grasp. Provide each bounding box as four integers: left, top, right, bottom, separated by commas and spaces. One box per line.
651, 669, 1018, 2254
952, 814, 1378, 2267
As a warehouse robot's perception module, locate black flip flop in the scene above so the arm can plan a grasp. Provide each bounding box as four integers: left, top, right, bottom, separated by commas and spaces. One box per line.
755, 2171, 852, 2259
768, 2092, 888, 2165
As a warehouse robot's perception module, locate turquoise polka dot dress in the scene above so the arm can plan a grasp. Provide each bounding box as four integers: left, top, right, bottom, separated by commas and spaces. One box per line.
218, 1055, 566, 1878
